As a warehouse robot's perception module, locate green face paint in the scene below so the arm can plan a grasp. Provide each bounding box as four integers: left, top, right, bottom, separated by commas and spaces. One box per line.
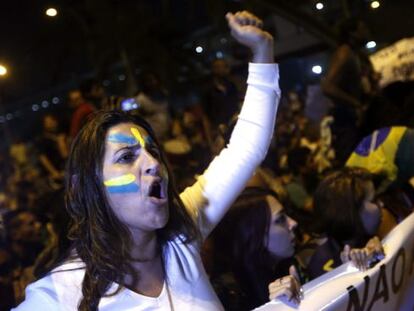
104, 173, 139, 193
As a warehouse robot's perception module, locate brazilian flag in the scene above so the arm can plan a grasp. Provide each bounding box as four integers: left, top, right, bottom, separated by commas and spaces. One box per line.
346, 127, 409, 184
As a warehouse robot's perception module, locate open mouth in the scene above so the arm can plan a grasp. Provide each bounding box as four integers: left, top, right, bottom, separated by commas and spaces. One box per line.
148, 180, 165, 200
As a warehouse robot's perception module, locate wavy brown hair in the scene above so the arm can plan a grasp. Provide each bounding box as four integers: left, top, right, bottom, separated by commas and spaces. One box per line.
65, 110, 199, 310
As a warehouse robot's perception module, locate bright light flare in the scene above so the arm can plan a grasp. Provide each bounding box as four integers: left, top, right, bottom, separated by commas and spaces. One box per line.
316, 2, 324, 10
0, 65, 7, 76
312, 65, 323, 74
366, 41, 377, 49
195, 46, 203, 53
46, 8, 58, 17
371, 1, 380, 9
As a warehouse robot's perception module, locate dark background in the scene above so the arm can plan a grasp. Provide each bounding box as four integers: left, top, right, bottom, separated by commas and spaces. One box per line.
0, 0, 413, 142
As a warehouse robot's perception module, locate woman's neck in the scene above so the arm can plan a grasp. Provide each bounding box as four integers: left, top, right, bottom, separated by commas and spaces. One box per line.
130, 230, 160, 261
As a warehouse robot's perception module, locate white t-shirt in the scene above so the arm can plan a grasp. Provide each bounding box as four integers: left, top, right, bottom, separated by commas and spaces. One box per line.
14, 236, 221, 311
13, 63, 280, 310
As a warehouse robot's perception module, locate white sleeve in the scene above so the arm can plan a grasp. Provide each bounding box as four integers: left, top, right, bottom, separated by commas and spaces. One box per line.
180, 63, 280, 239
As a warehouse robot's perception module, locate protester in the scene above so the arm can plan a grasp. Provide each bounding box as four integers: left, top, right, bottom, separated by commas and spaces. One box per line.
209, 188, 303, 310
321, 17, 372, 165
203, 58, 241, 129
135, 71, 171, 142
36, 114, 68, 185
307, 168, 385, 279
14, 11, 280, 310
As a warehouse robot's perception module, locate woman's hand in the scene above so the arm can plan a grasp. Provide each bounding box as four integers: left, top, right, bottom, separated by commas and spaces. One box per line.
268, 265, 302, 306
340, 236, 385, 271
226, 11, 274, 63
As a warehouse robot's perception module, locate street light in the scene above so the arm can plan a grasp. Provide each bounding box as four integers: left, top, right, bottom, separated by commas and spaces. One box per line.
370, 1, 380, 9
312, 65, 323, 74
316, 2, 324, 10
0, 64, 7, 76
46, 8, 58, 17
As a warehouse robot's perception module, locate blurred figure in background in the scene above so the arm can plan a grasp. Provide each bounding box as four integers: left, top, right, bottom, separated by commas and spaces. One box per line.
135, 71, 171, 142
36, 114, 68, 188
321, 17, 371, 165
203, 59, 240, 130
68, 78, 106, 142
2, 210, 44, 304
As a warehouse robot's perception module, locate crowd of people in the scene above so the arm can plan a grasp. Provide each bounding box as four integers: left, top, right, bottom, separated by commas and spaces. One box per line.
0, 10, 413, 311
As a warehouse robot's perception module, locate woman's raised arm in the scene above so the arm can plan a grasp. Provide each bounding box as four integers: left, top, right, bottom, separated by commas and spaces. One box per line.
180, 11, 281, 239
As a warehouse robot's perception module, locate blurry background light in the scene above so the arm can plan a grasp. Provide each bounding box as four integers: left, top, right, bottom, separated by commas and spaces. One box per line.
371, 1, 380, 9
366, 41, 377, 49
195, 46, 203, 53
46, 8, 58, 17
312, 65, 323, 74
0, 65, 8, 76
315, 2, 324, 10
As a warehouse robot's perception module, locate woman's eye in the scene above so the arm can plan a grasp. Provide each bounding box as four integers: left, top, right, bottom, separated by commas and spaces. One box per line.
275, 214, 286, 225
118, 152, 136, 163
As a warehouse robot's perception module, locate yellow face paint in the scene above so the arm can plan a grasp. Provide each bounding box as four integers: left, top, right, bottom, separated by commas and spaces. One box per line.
131, 127, 146, 148
104, 173, 135, 186
104, 173, 139, 194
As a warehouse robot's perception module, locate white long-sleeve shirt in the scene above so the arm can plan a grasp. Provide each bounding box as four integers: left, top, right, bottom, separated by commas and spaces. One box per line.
13, 63, 280, 311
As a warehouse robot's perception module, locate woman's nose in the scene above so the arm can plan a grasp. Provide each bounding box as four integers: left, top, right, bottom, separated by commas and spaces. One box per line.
142, 149, 160, 176
288, 216, 298, 231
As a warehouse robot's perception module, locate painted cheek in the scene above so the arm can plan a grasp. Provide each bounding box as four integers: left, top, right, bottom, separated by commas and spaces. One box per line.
104, 173, 140, 194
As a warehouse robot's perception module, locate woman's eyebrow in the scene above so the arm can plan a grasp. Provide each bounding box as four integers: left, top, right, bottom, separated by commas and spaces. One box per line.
113, 144, 140, 157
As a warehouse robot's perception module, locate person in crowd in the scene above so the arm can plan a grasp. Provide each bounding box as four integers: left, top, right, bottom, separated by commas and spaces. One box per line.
346, 126, 414, 193
203, 58, 241, 130
36, 114, 68, 186
167, 103, 215, 188
346, 126, 414, 234
321, 17, 371, 165
306, 168, 386, 279
135, 71, 171, 142
14, 11, 280, 310
2, 210, 44, 304
284, 147, 315, 211
68, 86, 97, 142
209, 188, 303, 310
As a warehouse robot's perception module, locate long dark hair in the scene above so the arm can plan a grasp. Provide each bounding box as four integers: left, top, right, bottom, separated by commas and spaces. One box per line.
313, 167, 373, 246
215, 188, 286, 309
65, 110, 199, 310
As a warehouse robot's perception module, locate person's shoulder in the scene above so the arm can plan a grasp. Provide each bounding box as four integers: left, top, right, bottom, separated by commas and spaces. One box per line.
16, 259, 85, 309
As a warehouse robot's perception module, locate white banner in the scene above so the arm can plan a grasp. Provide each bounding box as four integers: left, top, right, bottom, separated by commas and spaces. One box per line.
256, 212, 414, 311
370, 37, 414, 87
